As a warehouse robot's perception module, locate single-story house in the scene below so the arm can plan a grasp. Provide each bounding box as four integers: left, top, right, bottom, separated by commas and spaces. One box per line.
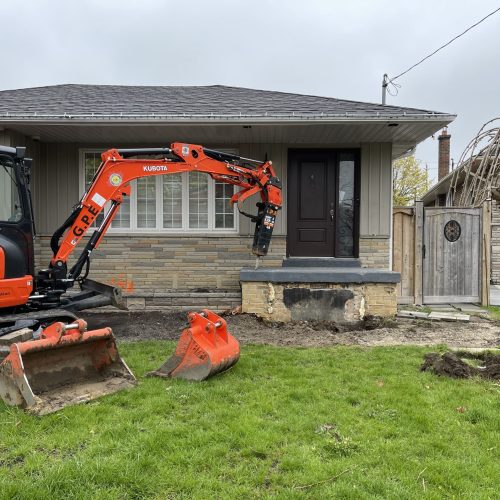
0, 84, 455, 320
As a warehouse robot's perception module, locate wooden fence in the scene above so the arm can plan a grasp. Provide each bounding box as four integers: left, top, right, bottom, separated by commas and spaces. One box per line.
392, 207, 415, 304
392, 201, 490, 305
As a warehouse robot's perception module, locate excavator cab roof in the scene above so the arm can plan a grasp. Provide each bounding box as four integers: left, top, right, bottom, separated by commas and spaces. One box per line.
0, 146, 17, 164
0, 146, 26, 159
0, 145, 16, 156
0, 146, 27, 165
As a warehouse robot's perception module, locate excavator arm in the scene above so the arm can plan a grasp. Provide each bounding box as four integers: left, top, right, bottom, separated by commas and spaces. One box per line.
33, 143, 281, 309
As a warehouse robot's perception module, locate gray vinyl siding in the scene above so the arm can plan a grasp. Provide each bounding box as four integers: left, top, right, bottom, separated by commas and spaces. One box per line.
238, 143, 287, 236
4, 132, 393, 240
32, 143, 79, 235
360, 143, 392, 237
0, 129, 11, 146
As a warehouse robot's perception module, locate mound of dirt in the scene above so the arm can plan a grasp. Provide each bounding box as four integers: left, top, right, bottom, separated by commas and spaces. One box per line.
421, 352, 500, 379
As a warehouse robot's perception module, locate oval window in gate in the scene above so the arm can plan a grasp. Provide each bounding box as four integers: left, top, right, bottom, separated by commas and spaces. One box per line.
444, 220, 461, 242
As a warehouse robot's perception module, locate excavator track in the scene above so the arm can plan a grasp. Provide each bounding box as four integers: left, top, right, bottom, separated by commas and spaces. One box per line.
0, 309, 78, 337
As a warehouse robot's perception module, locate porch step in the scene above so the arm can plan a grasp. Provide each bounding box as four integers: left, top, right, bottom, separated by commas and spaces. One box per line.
241, 267, 400, 283
282, 258, 361, 268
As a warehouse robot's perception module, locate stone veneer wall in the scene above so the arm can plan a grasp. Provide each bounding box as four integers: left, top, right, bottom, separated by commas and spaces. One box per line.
241, 282, 397, 322
34, 233, 393, 310
34, 235, 286, 311
358, 237, 390, 269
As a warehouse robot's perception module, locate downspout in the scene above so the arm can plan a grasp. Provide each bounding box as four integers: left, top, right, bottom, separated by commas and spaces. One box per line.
389, 143, 394, 271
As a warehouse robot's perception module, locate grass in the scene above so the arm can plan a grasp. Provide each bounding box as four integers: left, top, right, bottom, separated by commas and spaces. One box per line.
484, 305, 500, 321
0, 342, 499, 499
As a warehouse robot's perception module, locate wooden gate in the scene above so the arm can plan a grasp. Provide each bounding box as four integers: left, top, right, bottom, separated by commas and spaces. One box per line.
392, 202, 489, 305
423, 207, 481, 303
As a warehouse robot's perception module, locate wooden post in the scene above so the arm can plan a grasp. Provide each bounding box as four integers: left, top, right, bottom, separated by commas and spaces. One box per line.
414, 201, 424, 305
481, 199, 491, 306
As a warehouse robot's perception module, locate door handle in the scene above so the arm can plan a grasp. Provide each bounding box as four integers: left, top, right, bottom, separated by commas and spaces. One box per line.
329, 209, 335, 222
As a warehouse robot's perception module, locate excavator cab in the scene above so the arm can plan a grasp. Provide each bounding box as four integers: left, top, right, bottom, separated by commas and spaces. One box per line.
0, 147, 35, 310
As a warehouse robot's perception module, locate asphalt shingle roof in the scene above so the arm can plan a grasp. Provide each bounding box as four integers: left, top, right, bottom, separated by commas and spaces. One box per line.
0, 84, 449, 118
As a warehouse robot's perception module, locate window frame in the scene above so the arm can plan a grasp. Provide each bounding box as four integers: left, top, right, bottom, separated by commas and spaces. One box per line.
78, 148, 239, 234
0, 161, 24, 224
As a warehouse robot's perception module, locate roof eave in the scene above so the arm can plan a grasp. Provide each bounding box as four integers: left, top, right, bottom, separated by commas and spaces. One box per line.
0, 113, 457, 125
421, 168, 458, 203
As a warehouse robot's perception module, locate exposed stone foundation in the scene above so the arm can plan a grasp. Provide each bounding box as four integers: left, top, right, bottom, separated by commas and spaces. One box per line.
242, 282, 397, 322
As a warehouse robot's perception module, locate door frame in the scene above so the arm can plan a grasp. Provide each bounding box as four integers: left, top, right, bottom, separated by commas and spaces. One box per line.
286, 148, 361, 258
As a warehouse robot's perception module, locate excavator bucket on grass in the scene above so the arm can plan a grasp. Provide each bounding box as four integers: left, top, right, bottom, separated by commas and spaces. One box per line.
148, 310, 240, 381
0, 319, 136, 415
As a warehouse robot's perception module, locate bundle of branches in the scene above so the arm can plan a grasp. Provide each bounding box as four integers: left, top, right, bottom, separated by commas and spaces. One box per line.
448, 118, 500, 207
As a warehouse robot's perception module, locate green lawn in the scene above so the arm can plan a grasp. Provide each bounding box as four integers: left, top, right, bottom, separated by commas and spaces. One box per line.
485, 305, 500, 322
0, 342, 498, 499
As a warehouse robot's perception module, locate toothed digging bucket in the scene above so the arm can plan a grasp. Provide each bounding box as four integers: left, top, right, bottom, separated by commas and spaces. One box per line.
147, 310, 240, 381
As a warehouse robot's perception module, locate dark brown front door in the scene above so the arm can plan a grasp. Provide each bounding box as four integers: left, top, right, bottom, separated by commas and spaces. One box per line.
287, 149, 359, 257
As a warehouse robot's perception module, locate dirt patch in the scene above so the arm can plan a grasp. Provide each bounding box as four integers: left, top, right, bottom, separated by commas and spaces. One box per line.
29, 375, 137, 416
421, 352, 500, 379
83, 311, 500, 348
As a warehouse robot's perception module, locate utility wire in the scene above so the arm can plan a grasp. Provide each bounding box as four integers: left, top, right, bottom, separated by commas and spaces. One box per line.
390, 6, 500, 83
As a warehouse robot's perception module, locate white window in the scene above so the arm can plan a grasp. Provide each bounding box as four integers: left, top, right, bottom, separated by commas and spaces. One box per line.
79, 149, 238, 232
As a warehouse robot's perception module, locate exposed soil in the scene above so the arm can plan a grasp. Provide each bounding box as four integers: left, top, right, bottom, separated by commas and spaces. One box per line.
421, 352, 500, 379
30, 375, 137, 416
84, 311, 500, 349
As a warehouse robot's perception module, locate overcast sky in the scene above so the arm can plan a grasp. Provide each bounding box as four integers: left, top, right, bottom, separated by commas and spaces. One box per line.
1, 0, 499, 183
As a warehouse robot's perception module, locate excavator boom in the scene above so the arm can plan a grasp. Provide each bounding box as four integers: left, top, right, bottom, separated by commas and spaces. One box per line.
0, 142, 282, 413
37, 142, 281, 306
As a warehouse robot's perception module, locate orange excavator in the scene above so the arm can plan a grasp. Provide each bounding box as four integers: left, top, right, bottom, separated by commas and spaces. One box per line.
0, 143, 282, 413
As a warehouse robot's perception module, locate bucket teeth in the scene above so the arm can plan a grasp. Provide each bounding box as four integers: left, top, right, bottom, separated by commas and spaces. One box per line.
0, 320, 136, 415
148, 310, 240, 381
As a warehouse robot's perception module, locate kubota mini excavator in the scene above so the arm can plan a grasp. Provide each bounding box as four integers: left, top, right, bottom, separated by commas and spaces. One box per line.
0, 143, 281, 413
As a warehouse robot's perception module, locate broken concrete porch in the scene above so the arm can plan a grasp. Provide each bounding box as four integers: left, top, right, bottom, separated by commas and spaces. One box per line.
240, 258, 400, 322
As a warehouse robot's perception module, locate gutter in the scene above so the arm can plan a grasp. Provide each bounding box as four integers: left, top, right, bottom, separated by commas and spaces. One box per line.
0, 111, 457, 124
421, 154, 481, 202
421, 168, 459, 203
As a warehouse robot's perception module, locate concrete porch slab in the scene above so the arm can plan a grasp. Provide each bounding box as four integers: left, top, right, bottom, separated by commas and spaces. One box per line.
240, 267, 400, 284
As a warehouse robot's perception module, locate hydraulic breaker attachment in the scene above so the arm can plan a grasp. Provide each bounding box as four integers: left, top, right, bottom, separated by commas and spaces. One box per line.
0, 319, 136, 415
148, 310, 240, 381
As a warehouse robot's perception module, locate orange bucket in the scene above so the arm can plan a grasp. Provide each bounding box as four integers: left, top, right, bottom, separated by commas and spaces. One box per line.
148, 310, 240, 381
0, 319, 136, 414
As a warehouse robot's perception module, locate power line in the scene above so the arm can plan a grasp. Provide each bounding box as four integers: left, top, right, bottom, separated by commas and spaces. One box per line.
382, 5, 500, 101
390, 6, 500, 83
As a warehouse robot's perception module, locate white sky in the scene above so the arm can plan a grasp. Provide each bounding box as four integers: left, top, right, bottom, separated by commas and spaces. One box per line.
1, 0, 499, 184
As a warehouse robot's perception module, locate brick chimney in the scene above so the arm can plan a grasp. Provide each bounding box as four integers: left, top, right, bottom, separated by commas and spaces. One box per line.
438, 128, 451, 180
